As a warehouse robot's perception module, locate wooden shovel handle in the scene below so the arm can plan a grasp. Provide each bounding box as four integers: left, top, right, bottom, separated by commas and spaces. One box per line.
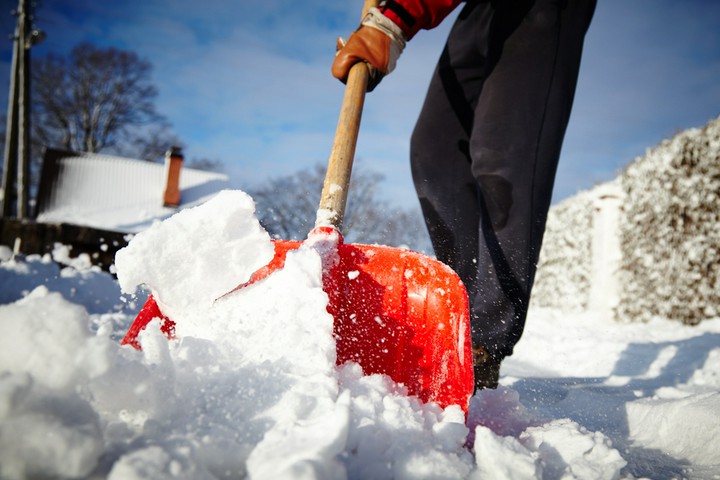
316, 0, 379, 230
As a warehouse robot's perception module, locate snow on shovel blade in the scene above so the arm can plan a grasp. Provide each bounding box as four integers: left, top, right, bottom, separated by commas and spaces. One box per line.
123, 1, 474, 412
122, 231, 474, 412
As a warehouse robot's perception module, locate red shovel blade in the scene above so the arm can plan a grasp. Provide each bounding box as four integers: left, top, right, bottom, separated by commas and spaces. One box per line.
122, 238, 473, 411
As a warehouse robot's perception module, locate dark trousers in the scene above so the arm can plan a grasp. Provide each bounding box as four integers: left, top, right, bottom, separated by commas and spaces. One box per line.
410, 0, 596, 360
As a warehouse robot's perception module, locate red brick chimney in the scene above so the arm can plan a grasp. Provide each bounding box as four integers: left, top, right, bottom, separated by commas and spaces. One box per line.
163, 146, 183, 207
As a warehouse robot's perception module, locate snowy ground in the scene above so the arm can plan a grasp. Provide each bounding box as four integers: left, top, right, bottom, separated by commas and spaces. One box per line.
1, 190, 719, 480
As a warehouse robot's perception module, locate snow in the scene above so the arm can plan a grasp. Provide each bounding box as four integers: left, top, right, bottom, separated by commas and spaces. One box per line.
1, 189, 720, 479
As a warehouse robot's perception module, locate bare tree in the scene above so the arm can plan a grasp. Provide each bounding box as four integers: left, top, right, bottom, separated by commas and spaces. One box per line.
250, 165, 323, 241
122, 123, 183, 163
31, 42, 175, 160
249, 164, 430, 252
186, 156, 225, 172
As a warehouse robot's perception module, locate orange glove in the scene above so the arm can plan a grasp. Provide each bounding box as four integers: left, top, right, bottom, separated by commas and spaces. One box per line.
332, 7, 406, 91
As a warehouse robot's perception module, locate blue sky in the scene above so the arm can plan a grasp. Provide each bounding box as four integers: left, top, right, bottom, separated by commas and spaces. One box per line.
1, 0, 719, 209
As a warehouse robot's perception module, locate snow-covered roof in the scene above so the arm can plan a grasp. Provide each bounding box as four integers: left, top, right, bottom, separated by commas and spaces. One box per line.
35, 149, 229, 233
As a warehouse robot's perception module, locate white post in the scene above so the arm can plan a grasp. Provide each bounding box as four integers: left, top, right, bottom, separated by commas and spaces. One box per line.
589, 183, 624, 319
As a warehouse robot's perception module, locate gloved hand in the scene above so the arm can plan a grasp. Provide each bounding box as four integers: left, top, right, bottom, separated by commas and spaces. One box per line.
331, 7, 406, 92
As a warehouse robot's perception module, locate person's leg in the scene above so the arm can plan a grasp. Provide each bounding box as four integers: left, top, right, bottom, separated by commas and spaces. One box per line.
468, 0, 596, 362
410, 0, 495, 306
412, 0, 597, 390
411, 0, 505, 389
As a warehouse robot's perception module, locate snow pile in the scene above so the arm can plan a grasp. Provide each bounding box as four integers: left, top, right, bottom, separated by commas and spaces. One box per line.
504, 308, 720, 478
627, 392, 720, 465
2, 189, 720, 479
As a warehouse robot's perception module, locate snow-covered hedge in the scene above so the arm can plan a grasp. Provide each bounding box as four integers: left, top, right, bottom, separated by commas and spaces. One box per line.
618, 116, 720, 324
533, 115, 720, 324
530, 189, 594, 312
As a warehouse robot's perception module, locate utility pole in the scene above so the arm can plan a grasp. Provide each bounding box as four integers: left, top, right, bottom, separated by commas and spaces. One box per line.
1, 0, 43, 219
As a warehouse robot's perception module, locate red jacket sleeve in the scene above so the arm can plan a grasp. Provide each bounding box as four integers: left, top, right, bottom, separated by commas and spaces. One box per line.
378, 0, 463, 39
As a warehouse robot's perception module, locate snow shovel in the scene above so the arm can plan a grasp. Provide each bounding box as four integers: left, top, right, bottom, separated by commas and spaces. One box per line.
122, 0, 474, 412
